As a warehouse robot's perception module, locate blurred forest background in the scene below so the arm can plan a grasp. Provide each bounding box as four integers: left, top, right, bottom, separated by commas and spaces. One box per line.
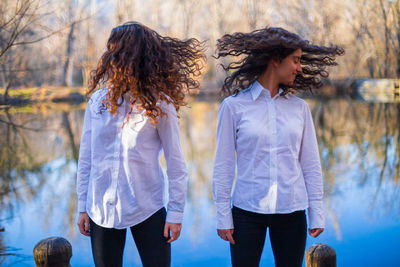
1, 1, 400, 265
1, 0, 400, 102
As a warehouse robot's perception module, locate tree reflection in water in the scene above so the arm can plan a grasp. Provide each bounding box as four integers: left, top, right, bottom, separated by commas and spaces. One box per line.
309, 98, 400, 239
0, 97, 399, 264
0, 106, 84, 264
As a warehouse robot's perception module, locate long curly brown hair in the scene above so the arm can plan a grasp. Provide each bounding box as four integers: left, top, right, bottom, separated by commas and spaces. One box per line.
88, 21, 205, 123
215, 27, 344, 96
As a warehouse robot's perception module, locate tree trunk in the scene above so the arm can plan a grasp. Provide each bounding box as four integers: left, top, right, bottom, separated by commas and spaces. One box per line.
396, 0, 400, 77
379, 0, 390, 78
397, 28, 400, 78
306, 243, 336, 267
1, 63, 11, 104
33, 237, 72, 267
61, 22, 76, 86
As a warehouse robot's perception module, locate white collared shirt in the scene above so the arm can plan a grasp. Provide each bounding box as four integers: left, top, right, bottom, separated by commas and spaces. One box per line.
212, 81, 324, 229
76, 88, 187, 229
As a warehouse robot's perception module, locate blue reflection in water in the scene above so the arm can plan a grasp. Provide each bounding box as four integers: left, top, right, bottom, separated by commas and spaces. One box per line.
1, 99, 399, 267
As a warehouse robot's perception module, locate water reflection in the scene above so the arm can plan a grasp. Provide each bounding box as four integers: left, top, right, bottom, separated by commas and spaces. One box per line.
0, 106, 85, 265
0, 97, 399, 266
309, 98, 400, 241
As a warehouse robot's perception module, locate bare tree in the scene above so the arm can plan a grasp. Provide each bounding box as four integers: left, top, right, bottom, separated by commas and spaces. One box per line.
174, 0, 199, 38
61, 22, 76, 86
0, 0, 42, 58
243, 0, 269, 30
1, 0, 399, 94
115, 0, 135, 25
379, 0, 391, 78
61, 0, 92, 86
80, 0, 98, 88
0, 0, 45, 103
393, 0, 400, 77
0, 0, 91, 103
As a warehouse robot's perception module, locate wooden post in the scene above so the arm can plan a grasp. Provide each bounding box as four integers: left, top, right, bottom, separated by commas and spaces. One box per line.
306, 243, 336, 267
33, 237, 72, 267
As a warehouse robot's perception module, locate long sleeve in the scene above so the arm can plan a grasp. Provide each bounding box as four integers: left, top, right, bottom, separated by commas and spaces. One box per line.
76, 103, 92, 213
157, 103, 188, 224
212, 100, 236, 229
299, 102, 324, 229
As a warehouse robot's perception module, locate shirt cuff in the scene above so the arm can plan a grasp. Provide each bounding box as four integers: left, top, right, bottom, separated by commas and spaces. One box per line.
216, 209, 234, 229
78, 201, 86, 213
166, 210, 184, 224
307, 200, 325, 229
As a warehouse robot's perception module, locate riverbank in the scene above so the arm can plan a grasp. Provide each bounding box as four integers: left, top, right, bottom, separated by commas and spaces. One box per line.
0, 87, 86, 106
0, 86, 220, 108
0, 81, 347, 107
2, 78, 399, 108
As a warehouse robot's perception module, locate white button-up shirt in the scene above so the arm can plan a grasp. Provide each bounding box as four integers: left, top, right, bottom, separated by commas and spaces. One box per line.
212, 81, 324, 230
76, 88, 187, 229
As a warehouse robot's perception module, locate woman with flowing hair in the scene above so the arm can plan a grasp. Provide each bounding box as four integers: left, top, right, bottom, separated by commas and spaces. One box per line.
212, 27, 344, 267
76, 21, 205, 267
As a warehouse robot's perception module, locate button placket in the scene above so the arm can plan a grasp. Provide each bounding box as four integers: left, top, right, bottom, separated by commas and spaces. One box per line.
270, 99, 278, 212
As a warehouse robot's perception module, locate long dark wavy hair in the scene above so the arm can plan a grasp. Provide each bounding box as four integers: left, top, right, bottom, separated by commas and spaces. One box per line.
88, 21, 205, 123
215, 27, 344, 96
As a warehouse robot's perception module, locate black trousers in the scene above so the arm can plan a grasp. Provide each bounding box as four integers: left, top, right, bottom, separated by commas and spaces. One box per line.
230, 206, 307, 267
89, 207, 170, 267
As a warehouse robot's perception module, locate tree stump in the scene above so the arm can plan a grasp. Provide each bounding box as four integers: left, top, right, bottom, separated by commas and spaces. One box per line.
33, 237, 72, 267
306, 243, 336, 267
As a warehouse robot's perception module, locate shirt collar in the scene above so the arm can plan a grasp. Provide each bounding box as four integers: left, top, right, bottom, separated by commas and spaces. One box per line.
250, 81, 287, 101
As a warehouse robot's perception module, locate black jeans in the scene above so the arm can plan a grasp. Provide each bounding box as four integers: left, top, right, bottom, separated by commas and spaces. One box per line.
89, 207, 170, 267
230, 206, 307, 267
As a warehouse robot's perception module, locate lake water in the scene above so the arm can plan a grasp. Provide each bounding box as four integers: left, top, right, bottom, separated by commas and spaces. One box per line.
0, 97, 399, 266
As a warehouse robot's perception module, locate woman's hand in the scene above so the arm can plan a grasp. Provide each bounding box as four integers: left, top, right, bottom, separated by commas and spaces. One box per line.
164, 222, 182, 243
309, 228, 324, 238
77, 212, 90, 236
217, 229, 235, 245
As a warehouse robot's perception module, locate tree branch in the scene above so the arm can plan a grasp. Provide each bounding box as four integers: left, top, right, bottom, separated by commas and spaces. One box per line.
11, 15, 93, 46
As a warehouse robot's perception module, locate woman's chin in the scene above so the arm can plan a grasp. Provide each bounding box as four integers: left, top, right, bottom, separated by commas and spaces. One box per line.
283, 81, 294, 86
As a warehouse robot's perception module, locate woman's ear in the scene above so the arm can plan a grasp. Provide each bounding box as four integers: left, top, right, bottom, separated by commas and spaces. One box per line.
271, 58, 280, 68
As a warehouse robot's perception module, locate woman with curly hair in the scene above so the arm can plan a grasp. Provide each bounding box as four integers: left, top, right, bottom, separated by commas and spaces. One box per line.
212, 27, 344, 267
76, 22, 205, 267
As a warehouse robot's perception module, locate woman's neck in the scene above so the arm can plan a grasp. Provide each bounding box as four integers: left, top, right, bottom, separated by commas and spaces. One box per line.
257, 69, 279, 97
